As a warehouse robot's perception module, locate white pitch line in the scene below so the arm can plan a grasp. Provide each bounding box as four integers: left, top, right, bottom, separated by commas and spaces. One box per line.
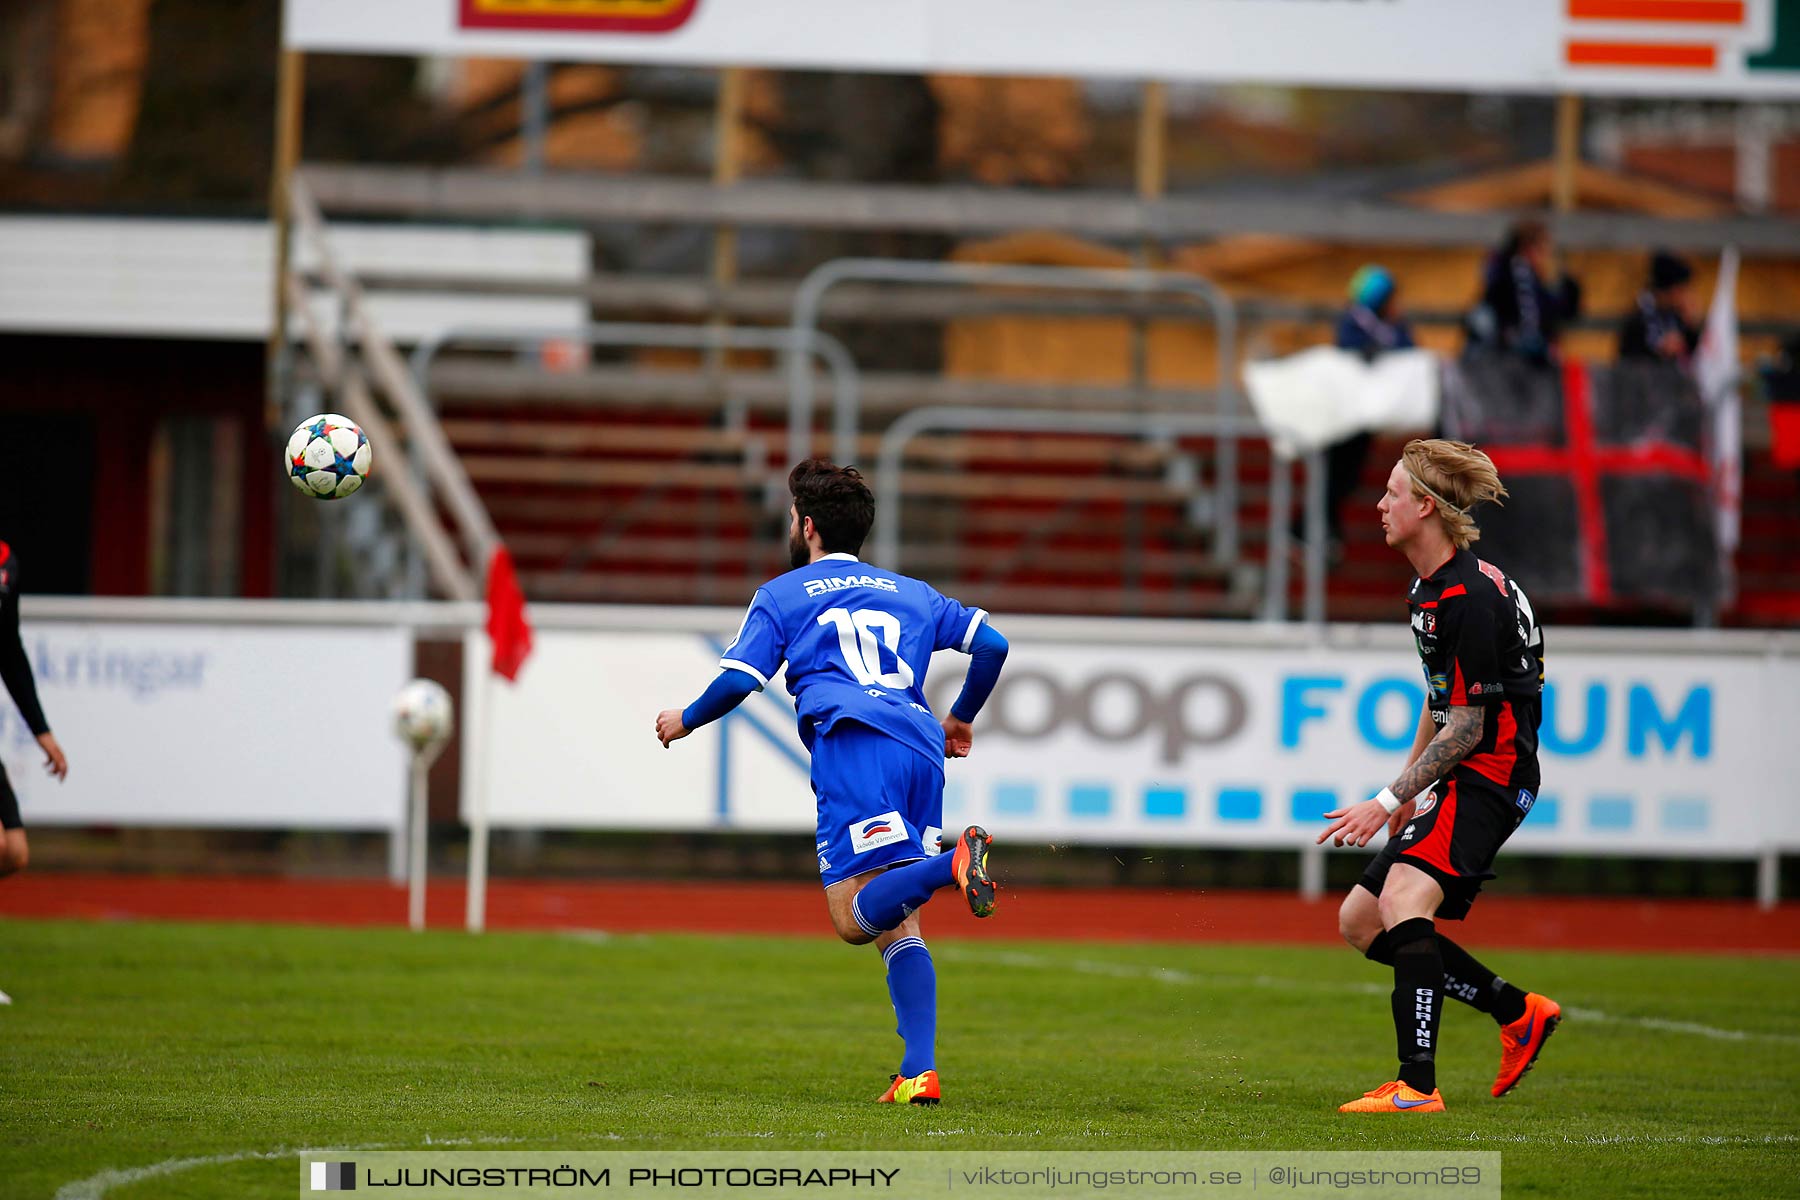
55, 1136, 533, 1200
935, 947, 1800, 1047
54, 1146, 371, 1200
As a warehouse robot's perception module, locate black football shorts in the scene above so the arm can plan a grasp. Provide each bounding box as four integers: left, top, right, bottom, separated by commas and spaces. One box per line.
1358, 771, 1532, 921
0, 761, 20, 831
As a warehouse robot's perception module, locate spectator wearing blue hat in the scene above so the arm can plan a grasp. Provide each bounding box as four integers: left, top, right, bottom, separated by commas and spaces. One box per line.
1337, 265, 1415, 360
1618, 250, 1700, 365
1307, 265, 1418, 558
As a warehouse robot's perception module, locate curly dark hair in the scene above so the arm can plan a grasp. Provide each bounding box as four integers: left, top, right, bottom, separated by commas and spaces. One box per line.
788, 459, 875, 555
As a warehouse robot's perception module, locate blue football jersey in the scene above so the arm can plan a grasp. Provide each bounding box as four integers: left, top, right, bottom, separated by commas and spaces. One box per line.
719, 553, 989, 762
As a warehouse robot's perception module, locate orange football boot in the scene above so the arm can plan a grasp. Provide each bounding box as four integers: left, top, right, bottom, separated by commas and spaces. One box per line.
877, 1069, 941, 1106
1337, 1080, 1445, 1113
951, 826, 996, 918
1493, 993, 1562, 1097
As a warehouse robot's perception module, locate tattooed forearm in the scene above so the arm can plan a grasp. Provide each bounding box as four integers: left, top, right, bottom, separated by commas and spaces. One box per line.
1388, 707, 1484, 803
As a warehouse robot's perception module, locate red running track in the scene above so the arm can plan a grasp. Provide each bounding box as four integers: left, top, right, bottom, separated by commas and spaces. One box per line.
1, 874, 1797, 954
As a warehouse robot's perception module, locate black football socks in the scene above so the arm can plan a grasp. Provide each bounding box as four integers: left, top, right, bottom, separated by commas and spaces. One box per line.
1366, 928, 1529, 1026
1387, 917, 1444, 1094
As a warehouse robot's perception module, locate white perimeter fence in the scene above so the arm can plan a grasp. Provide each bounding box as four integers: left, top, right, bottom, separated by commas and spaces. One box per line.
15, 598, 1800, 919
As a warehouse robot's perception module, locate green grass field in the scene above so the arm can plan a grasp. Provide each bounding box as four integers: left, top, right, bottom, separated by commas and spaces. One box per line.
2, 917, 1796, 1199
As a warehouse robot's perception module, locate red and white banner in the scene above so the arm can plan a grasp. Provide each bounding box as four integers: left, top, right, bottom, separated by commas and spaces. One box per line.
286, 0, 1800, 99
1697, 247, 1743, 596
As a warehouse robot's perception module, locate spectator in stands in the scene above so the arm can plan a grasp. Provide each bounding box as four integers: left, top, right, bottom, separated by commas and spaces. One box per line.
1757, 333, 1800, 474
1337, 265, 1416, 360
1306, 266, 1418, 559
1617, 250, 1700, 366
1465, 220, 1581, 365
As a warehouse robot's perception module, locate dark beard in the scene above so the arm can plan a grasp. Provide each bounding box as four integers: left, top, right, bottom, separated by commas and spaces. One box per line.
788, 527, 809, 570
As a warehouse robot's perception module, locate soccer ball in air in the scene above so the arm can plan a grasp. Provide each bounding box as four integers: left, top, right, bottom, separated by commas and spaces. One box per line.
286, 413, 372, 500
392, 679, 454, 751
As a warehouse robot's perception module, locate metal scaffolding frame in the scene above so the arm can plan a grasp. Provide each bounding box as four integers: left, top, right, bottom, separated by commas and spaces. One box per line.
789, 258, 1244, 565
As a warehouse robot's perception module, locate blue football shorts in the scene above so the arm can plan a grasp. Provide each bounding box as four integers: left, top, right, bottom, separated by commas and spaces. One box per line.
810, 721, 944, 888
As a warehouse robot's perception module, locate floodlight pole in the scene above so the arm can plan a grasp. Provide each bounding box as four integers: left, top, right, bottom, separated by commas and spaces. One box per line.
1553, 93, 1582, 215
267, 43, 306, 428
1133, 79, 1167, 400
707, 66, 747, 377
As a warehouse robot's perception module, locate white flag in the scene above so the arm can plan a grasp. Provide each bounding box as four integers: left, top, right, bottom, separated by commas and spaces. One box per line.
1695, 248, 1741, 579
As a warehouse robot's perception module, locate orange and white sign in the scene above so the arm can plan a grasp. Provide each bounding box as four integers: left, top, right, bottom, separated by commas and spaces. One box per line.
287, 0, 1800, 99
458, 0, 700, 34
1565, 1, 1766, 73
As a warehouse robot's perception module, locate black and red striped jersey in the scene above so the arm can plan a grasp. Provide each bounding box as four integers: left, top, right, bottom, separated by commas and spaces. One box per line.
0, 542, 50, 738
1408, 547, 1543, 793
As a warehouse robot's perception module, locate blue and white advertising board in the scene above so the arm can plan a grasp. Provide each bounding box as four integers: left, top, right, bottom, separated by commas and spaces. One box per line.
467, 615, 1800, 859
6, 620, 410, 830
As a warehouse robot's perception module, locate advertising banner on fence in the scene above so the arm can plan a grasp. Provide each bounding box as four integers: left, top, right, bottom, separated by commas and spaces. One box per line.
466, 618, 1800, 857
6, 621, 411, 830
288, 0, 1800, 100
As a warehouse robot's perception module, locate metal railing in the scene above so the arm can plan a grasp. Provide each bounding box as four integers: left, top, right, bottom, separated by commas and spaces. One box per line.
287, 177, 498, 601
869, 406, 1322, 624
409, 320, 861, 514
788, 259, 1243, 563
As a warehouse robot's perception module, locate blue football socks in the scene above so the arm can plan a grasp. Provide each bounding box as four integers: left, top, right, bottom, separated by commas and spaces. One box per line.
850, 852, 957, 937
882, 935, 937, 1078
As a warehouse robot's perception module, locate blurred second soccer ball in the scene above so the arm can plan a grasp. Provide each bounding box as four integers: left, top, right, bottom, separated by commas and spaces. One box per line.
392, 679, 454, 750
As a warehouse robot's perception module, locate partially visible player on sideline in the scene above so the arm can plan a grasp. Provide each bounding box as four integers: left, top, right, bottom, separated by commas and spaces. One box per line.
0, 541, 71, 1005
1319, 439, 1559, 1113
654, 460, 1008, 1107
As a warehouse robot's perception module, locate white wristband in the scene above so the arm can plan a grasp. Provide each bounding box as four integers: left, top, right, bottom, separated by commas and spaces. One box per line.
1375, 787, 1403, 815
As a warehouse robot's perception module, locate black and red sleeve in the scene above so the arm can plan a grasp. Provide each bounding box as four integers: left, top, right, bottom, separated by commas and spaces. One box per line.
0, 564, 50, 737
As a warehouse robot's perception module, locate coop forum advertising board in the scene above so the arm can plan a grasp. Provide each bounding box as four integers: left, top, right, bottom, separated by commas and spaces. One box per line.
286, 0, 1800, 100
466, 615, 1800, 860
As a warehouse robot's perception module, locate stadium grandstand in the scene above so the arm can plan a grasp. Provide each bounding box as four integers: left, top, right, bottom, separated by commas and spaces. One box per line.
1, 2, 1797, 1198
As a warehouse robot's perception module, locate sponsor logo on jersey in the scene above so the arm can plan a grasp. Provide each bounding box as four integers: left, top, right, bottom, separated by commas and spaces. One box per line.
1401, 823, 1416, 840
1476, 558, 1510, 595
921, 825, 943, 856
817, 854, 831, 874
1468, 680, 1503, 696
803, 574, 900, 598
850, 810, 910, 854
1411, 609, 1437, 635
1427, 671, 1449, 697
459, 0, 701, 34
1516, 788, 1536, 814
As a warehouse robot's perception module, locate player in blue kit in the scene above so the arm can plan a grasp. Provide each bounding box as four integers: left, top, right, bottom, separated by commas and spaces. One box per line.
654, 460, 1009, 1106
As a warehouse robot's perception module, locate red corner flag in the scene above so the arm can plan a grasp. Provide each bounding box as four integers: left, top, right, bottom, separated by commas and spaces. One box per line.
485, 544, 533, 682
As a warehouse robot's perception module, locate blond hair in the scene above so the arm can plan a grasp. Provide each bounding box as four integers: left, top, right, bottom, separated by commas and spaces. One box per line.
1400, 438, 1507, 549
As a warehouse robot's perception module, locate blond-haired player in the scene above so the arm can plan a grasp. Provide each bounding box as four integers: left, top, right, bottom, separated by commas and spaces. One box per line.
1320, 439, 1561, 1113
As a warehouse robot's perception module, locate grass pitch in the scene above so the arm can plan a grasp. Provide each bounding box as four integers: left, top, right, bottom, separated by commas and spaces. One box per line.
1, 917, 1795, 1199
